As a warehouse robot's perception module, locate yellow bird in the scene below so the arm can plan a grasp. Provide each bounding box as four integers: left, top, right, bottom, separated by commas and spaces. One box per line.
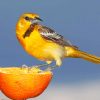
16, 13, 100, 70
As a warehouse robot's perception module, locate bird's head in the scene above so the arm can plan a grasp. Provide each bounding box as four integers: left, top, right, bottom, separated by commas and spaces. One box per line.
16, 13, 43, 35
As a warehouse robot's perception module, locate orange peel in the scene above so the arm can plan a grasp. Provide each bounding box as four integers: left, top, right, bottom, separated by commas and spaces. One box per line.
0, 67, 53, 100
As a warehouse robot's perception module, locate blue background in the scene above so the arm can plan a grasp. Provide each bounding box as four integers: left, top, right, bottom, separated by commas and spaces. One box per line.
0, 0, 100, 85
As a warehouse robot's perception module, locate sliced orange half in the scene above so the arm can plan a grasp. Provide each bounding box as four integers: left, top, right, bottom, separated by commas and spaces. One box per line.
0, 67, 52, 100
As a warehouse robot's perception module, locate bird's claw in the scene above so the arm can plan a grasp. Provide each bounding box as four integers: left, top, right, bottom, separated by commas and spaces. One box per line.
21, 64, 31, 72
20, 64, 57, 72
21, 64, 29, 68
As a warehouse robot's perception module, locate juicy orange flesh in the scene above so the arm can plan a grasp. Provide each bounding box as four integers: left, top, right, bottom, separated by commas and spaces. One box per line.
0, 67, 52, 99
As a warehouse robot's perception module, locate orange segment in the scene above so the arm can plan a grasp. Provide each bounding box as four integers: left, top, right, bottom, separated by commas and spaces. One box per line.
0, 67, 53, 100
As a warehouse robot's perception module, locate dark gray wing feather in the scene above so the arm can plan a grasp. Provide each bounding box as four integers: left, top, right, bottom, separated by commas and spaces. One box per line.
38, 26, 72, 46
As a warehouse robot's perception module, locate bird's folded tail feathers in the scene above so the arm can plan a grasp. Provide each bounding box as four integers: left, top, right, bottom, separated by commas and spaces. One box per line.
65, 47, 100, 64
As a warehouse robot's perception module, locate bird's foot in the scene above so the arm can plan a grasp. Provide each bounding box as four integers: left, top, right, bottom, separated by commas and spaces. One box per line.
21, 64, 31, 72
20, 63, 55, 72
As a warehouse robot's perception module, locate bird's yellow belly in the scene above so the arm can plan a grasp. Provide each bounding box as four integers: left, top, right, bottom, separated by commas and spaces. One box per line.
24, 38, 64, 61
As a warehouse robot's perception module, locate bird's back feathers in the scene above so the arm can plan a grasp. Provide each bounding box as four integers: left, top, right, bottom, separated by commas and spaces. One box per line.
38, 25, 73, 46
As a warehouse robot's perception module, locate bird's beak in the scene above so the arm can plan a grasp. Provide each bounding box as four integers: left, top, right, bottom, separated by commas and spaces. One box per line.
35, 17, 43, 22
31, 17, 43, 24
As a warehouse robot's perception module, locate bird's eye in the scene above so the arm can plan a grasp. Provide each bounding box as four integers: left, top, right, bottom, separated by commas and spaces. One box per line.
24, 16, 30, 21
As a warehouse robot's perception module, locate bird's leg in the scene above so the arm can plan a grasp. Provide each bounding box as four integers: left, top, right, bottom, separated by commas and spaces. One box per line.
45, 65, 58, 71
36, 63, 50, 68
35, 61, 52, 68
45, 58, 62, 71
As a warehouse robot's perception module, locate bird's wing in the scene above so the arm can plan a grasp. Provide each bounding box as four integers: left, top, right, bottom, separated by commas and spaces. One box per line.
38, 25, 73, 46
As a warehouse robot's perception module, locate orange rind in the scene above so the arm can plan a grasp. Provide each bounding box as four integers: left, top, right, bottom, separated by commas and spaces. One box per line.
0, 67, 53, 100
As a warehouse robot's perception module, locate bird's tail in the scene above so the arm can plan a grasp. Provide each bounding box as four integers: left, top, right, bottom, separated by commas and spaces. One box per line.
65, 47, 100, 64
